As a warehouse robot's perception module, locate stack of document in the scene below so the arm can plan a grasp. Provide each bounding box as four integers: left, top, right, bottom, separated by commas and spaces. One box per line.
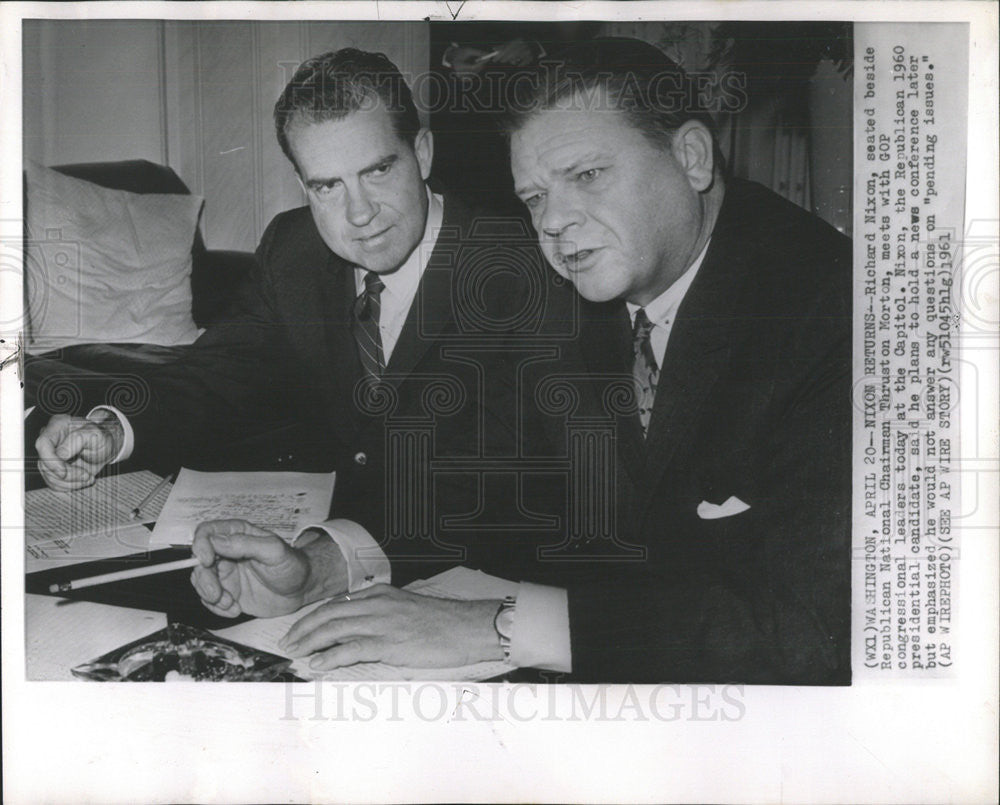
25, 471, 170, 572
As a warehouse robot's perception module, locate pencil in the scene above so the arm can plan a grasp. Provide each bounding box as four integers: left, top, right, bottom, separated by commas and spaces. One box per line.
48, 556, 201, 593
130, 473, 175, 520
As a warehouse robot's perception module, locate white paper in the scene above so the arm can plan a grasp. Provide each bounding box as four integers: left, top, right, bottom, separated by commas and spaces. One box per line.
25, 522, 153, 573
25, 470, 171, 540
149, 468, 336, 546
211, 566, 518, 680
25, 594, 166, 680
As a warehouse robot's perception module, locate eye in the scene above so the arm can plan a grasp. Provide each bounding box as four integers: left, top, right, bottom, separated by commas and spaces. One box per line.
311, 181, 340, 198
523, 192, 545, 210
369, 162, 392, 177
577, 167, 602, 183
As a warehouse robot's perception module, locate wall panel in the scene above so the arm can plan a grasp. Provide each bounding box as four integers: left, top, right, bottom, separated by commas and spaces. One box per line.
23, 20, 166, 167
26, 20, 429, 251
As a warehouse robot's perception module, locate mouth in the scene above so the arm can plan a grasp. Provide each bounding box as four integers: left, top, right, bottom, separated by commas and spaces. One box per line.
555, 247, 602, 272
356, 226, 393, 246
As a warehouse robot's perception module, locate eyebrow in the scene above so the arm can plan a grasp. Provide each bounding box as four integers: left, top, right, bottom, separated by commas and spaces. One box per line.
514, 180, 540, 197
304, 153, 399, 188
514, 151, 609, 196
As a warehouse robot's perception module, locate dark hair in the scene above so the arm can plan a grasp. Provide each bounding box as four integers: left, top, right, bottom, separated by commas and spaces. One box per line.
274, 48, 420, 170
504, 37, 720, 158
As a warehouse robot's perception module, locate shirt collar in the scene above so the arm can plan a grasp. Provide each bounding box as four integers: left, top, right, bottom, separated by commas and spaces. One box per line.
626, 238, 711, 327
355, 186, 443, 298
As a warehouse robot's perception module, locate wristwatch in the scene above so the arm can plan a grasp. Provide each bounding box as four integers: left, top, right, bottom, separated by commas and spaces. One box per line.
493, 596, 517, 663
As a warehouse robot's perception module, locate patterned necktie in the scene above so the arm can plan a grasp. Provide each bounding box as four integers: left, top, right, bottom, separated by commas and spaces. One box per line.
352, 270, 386, 378
632, 308, 659, 437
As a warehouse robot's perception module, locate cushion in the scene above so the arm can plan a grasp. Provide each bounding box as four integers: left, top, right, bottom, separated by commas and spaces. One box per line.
24, 162, 204, 354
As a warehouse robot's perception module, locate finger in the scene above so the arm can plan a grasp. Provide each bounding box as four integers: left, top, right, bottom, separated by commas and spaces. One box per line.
190, 569, 242, 617
200, 596, 242, 618
194, 519, 278, 540
279, 598, 357, 649
190, 565, 223, 604
209, 533, 291, 565
35, 420, 71, 480
281, 614, 373, 658
54, 424, 107, 462
41, 462, 97, 491
37, 463, 77, 491
279, 584, 395, 649
191, 532, 217, 567
308, 639, 379, 671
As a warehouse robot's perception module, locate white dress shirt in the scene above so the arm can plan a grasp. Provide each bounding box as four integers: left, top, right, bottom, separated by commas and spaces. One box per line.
625, 239, 711, 367
354, 187, 443, 364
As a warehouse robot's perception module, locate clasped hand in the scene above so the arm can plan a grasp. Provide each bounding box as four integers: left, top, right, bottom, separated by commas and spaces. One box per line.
36, 413, 123, 491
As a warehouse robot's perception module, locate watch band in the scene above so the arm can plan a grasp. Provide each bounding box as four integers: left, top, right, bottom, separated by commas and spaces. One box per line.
493, 596, 517, 663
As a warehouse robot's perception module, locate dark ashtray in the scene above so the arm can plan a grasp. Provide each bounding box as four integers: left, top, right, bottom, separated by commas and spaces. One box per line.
72, 622, 292, 682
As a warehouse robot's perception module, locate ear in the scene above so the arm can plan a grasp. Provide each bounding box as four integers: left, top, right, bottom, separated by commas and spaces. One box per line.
413, 128, 434, 181
672, 121, 715, 192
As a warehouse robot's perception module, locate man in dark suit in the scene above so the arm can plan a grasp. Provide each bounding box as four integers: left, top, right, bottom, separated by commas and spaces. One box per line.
185, 38, 849, 684
43, 40, 850, 683
34, 49, 574, 671
36, 48, 534, 542
498, 38, 853, 683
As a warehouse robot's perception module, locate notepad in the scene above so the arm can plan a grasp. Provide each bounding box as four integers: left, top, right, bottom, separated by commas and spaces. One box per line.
26, 470, 171, 541
25, 522, 154, 573
211, 566, 519, 681
150, 468, 336, 546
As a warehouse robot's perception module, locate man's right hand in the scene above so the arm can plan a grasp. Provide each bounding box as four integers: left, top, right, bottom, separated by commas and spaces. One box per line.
35, 413, 123, 491
191, 520, 344, 619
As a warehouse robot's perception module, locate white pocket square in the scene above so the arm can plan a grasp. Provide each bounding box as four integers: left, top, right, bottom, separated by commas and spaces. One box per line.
697, 496, 751, 520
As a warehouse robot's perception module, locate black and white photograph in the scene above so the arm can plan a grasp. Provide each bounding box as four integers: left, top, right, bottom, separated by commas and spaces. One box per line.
1, 3, 996, 803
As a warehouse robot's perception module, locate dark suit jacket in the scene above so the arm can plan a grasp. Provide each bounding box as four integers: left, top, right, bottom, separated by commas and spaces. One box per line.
513, 179, 853, 684
126, 194, 548, 574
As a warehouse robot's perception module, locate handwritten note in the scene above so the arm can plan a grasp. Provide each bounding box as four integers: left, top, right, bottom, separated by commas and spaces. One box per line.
150, 468, 336, 546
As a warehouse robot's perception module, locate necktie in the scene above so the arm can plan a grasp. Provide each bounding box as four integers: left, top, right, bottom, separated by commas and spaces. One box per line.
632, 308, 659, 437
352, 271, 386, 378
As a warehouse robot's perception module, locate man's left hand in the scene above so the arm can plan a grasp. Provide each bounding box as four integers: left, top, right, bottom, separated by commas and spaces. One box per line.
277, 584, 503, 670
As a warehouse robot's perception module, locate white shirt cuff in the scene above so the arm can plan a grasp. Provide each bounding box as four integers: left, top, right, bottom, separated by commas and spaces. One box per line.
87, 405, 134, 463
510, 581, 572, 673
292, 519, 391, 592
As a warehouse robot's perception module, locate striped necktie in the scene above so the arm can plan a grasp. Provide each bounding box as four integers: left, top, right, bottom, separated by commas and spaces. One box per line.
352, 270, 386, 378
632, 308, 659, 437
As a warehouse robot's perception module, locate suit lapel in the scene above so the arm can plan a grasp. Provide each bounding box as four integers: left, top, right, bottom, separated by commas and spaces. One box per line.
640, 203, 748, 496
382, 198, 465, 384
317, 251, 368, 429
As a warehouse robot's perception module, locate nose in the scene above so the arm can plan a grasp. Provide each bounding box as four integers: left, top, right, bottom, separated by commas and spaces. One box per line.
345, 186, 379, 228
539, 189, 584, 239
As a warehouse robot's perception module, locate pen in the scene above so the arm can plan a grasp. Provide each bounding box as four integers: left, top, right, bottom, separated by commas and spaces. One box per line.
130, 473, 175, 520
48, 557, 201, 593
